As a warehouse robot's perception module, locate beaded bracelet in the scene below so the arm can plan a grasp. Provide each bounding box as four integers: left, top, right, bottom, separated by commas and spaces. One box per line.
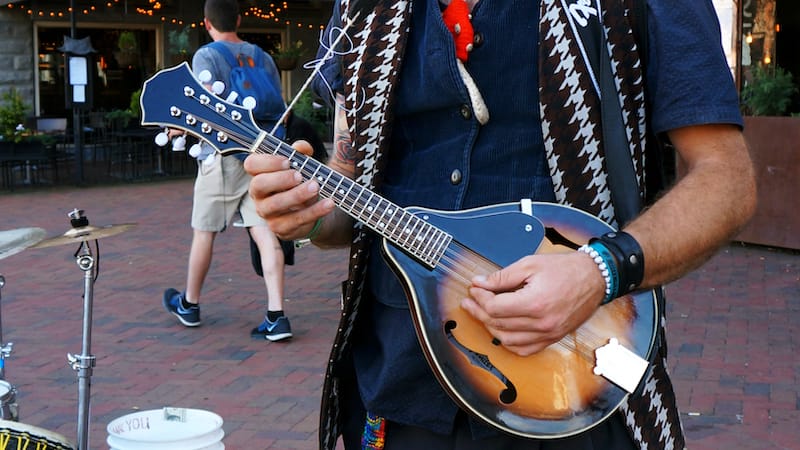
578, 243, 619, 305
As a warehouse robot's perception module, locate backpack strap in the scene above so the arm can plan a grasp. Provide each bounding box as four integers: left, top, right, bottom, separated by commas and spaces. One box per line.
205, 41, 240, 68
207, 41, 268, 68
250, 46, 265, 67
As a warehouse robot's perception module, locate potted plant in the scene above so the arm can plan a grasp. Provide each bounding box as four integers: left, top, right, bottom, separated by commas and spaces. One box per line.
740, 64, 797, 116
167, 26, 193, 65
0, 88, 29, 144
270, 40, 305, 71
115, 31, 139, 67
105, 89, 142, 130
0, 88, 57, 187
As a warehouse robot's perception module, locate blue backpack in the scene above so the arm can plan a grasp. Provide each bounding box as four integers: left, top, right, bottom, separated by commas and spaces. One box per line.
206, 42, 285, 124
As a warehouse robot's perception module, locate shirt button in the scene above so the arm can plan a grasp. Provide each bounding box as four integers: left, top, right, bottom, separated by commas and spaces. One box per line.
450, 169, 462, 185
459, 104, 472, 120
473, 32, 484, 48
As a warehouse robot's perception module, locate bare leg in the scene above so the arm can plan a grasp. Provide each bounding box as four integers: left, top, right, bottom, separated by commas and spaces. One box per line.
185, 229, 216, 304
248, 225, 285, 311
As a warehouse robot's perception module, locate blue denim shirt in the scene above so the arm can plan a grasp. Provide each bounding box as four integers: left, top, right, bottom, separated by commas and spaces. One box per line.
314, 0, 742, 437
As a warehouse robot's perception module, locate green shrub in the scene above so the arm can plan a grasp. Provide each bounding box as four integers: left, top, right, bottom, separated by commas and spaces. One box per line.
741, 65, 798, 116
291, 90, 331, 141
0, 88, 30, 143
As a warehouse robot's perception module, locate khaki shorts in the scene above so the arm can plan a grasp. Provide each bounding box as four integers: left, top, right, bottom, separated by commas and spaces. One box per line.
191, 155, 267, 231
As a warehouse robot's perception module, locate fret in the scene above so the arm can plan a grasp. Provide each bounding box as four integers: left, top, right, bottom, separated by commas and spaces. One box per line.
361, 192, 380, 226
341, 182, 359, 214
326, 172, 347, 203
315, 167, 336, 198
400, 214, 424, 251
414, 223, 435, 261
406, 220, 429, 259
374, 202, 396, 237
366, 197, 386, 231
385, 207, 406, 242
428, 229, 452, 263
416, 222, 440, 261
331, 177, 350, 204
290, 153, 311, 174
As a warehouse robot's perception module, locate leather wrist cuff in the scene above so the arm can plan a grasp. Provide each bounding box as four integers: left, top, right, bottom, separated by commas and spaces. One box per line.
590, 231, 644, 296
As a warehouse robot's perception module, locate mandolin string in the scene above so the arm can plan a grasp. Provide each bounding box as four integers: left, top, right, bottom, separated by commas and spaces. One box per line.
434, 243, 607, 362
187, 101, 429, 248
190, 100, 609, 361
185, 96, 455, 264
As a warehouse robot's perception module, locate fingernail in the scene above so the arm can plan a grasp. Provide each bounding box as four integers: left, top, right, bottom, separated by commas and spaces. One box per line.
307, 180, 320, 193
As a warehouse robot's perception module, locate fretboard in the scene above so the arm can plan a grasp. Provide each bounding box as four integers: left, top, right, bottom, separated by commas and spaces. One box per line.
262, 138, 452, 269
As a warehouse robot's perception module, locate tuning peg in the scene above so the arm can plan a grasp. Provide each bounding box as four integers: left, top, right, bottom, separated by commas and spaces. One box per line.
242, 96, 257, 110
189, 143, 203, 158
198, 70, 213, 83
172, 135, 187, 151
211, 80, 225, 95
154, 131, 169, 147
202, 152, 217, 166
226, 91, 239, 103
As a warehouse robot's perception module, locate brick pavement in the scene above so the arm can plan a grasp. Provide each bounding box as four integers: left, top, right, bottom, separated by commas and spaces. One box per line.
0, 179, 797, 449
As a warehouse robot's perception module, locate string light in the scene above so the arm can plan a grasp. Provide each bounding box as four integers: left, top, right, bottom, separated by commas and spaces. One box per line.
5, 1, 326, 29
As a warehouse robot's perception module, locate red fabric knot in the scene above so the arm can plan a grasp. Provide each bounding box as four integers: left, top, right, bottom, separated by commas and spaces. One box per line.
442, 0, 474, 62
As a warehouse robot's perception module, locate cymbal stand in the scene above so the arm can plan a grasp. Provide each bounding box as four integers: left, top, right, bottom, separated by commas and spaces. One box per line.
0, 274, 20, 421
68, 243, 96, 450
66, 209, 99, 450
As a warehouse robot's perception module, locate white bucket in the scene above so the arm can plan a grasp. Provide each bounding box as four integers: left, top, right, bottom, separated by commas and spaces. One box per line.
107, 407, 224, 450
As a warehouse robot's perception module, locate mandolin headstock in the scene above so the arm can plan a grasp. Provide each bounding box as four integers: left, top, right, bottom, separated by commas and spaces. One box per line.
140, 62, 262, 158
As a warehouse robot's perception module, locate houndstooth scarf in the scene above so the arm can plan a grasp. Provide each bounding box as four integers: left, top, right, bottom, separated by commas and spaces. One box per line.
318, 0, 686, 449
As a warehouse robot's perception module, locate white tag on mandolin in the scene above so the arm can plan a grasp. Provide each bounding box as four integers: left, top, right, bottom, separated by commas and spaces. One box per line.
593, 338, 649, 393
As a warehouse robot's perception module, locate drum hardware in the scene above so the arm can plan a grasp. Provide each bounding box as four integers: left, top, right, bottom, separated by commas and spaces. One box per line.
0, 419, 75, 449
0, 227, 43, 423
0, 276, 19, 422
32, 209, 136, 450
0, 227, 46, 260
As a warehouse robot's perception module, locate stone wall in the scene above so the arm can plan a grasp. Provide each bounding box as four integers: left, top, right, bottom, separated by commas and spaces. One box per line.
0, 10, 35, 106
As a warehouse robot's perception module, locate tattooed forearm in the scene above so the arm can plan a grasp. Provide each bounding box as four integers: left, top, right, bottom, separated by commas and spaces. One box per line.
333, 93, 356, 166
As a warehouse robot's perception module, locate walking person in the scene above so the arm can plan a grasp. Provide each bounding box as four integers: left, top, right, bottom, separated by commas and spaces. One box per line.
163, 0, 294, 341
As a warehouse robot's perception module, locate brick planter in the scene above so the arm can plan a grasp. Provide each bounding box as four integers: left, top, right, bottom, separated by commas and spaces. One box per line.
735, 116, 800, 250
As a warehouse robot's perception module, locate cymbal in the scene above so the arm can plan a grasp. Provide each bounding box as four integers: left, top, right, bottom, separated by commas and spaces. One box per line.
0, 227, 47, 260
31, 223, 137, 249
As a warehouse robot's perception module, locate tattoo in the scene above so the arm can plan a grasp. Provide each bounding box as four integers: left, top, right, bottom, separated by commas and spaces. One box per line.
333, 94, 357, 165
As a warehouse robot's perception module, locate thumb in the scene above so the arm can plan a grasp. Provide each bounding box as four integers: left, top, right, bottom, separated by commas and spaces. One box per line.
471, 260, 527, 293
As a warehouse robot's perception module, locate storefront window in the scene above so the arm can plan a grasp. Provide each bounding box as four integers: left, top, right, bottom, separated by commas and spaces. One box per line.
37, 27, 156, 116
740, 0, 800, 113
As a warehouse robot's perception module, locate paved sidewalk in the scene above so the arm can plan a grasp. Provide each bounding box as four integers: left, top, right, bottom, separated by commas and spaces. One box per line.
0, 179, 797, 449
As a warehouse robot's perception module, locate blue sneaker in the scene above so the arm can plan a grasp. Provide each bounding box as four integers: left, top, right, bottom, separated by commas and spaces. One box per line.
251, 316, 292, 342
162, 288, 201, 327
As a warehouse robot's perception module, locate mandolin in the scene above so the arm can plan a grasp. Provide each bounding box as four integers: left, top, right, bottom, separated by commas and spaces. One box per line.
140, 63, 657, 439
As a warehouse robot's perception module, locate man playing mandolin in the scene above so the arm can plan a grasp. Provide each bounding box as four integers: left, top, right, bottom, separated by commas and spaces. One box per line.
245, 0, 756, 448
